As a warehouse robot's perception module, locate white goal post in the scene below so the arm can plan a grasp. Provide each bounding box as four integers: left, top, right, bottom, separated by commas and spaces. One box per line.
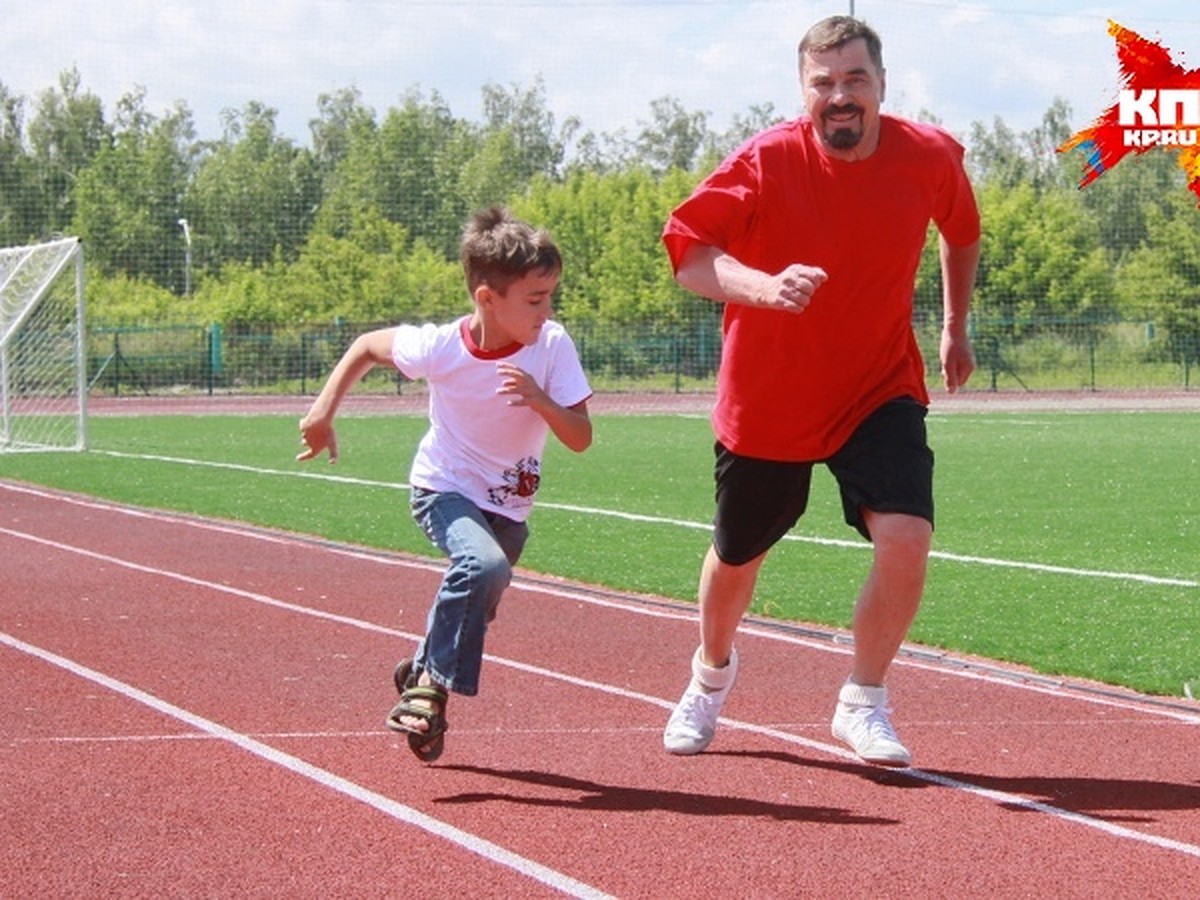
0, 237, 87, 452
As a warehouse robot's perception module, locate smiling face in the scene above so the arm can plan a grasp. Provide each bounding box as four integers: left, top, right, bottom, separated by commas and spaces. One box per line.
800, 35, 886, 161
472, 267, 559, 349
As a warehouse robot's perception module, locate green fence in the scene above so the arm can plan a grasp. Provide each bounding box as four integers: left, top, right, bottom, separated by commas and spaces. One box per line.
87, 314, 1197, 397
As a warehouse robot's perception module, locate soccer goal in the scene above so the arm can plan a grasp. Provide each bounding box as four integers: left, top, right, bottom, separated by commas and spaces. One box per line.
0, 237, 87, 452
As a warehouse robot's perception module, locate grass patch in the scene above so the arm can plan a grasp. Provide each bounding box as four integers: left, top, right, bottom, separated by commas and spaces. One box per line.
1, 409, 1196, 697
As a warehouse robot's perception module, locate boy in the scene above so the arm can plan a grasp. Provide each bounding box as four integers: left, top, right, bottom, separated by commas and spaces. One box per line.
297, 206, 593, 761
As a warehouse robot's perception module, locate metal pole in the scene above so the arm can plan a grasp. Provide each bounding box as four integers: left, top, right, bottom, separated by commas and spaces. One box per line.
178, 218, 192, 296
75, 241, 88, 450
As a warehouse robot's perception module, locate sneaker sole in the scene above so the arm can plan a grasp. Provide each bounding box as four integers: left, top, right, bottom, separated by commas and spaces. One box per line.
663, 736, 713, 756
831, 725, 911, 768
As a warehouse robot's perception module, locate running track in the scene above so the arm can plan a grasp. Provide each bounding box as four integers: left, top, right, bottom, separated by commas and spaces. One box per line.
3, 479, 1198, 897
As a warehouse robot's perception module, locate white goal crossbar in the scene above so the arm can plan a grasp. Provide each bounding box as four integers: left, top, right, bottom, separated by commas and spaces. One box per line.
0, 237, 87, 452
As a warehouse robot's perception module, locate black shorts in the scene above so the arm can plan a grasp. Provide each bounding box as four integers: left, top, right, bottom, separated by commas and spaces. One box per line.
711, 397, 934, 565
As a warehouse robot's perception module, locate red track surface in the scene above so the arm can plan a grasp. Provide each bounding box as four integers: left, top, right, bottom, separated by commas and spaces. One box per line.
3, 479, 1199, 897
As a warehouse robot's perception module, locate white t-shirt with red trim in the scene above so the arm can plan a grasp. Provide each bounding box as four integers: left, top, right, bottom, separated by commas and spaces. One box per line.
391, 316, 592, 521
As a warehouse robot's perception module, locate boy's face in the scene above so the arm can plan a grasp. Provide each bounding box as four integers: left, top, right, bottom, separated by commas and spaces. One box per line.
477, 267, 559, 347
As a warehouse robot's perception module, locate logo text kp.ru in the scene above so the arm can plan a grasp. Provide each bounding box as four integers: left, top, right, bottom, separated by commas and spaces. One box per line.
1118, 89, 1200, 147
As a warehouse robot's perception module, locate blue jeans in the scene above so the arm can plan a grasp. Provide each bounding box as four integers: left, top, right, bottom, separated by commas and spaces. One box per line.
409, 488, 528, 696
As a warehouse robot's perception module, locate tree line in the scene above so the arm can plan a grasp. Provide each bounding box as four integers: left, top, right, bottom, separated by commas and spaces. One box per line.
1, 69, 1197, 364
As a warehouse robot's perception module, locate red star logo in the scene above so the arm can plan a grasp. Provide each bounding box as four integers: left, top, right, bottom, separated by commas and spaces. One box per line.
1059, 20, 1200, 204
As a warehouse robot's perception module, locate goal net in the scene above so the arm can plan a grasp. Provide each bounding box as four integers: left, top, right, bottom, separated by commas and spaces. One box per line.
0, 237, 87, 452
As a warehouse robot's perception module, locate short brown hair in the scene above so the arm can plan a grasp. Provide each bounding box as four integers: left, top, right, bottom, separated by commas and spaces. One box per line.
460, 206, 562, 295
798, 15, 884, 73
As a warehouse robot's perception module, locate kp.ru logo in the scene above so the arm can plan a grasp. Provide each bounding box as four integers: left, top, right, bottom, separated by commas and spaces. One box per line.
1117, 89, 1198, 147
1059, 20, 1200, 203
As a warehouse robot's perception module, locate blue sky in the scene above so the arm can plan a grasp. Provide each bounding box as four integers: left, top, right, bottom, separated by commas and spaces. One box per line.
3, 1, 1198, 147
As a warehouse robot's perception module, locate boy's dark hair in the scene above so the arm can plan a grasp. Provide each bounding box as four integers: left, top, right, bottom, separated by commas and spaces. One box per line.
798, 15, 884, 73
460, 206, 562, 295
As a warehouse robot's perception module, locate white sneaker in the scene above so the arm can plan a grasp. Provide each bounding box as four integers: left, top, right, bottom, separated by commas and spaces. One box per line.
663, 646, 739, 755
831, 681, 912, 767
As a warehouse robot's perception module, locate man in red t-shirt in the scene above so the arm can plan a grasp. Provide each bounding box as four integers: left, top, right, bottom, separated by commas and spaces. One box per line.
661, 15, 980, 767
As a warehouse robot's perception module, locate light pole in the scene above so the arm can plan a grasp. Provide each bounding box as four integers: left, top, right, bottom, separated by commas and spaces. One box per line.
178, 218, 192, 296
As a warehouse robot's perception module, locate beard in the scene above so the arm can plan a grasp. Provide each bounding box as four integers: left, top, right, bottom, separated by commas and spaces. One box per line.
821, 104, 864, 150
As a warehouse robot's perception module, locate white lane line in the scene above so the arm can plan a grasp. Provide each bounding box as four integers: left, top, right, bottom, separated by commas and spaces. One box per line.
3, 517, 1200, 862
5, 476, 1200, 722
7, 487, 1200, 868
84, 454, 1199, 588
3, 480, 1198, 722
0, 630, 613, 900
2, 487, 1193, 724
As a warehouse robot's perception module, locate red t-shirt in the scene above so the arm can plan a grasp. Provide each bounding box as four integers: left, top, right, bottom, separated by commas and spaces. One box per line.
662, 115, 980, 461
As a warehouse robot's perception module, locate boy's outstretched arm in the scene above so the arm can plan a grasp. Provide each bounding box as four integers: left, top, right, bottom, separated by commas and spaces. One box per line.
297, 328, 397, 463
495, 361, 592, 453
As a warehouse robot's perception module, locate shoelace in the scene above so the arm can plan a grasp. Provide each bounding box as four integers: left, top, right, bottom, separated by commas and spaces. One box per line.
850, 705, 899, 741
672, 684, 721, 729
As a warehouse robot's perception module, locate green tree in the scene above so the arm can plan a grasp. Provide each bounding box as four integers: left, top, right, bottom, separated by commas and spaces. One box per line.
707, 102, 782, 165
517, 167, 694, 325
26, 68, 107, 236
188, 255, 281, 326
968, 98, 1073, 191
308, 87, 374, 178
187, 101, 320, 273
71, 88, 196, 289
970, 179, 1115, 385
315, 88, 475, 259
479, 78, 564, 183
280, 207, 460, 324
635, 97, 709, 175
1116, 191, 1200, 370
457, 79, 569, 217
1069, 150, 1186, 260
84, 267, 180, 326
0, 82, 37, 245
516, 166, 718, 379
975, 180, 1113, 322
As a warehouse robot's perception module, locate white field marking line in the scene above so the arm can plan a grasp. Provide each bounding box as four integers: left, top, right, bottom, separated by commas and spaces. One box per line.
3, 479, 1197, 724
89, 451, 1199, 588
7, 480, 1200, 728
4, 525, 1200, 862
9, 730, 386, 745
10, 717, 1183, 750
0, 524, 412, 641
473, 657, 1200, 861
906, 767, 1200, 859
885, 655, 1200, 724
0, 630, 614, 900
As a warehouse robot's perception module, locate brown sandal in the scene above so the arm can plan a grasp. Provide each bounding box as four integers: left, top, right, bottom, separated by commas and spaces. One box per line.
386, 659, 449, 762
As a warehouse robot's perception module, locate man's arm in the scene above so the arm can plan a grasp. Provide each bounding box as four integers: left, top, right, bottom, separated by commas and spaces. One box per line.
939, 236, 980, 394
674, 243, 827, 314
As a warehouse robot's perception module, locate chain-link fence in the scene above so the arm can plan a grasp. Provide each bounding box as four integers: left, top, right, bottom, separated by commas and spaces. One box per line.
86, 312, 1196, 399
5, 6, 1199, 410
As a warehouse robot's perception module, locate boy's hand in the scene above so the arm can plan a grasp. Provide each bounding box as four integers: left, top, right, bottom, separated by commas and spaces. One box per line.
495, 360, 591, 451
297, 415, 338, 463
495, 361, 546, 408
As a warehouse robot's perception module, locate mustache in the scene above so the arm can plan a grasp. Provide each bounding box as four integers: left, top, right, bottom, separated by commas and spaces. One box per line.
822, 103, 864, 121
